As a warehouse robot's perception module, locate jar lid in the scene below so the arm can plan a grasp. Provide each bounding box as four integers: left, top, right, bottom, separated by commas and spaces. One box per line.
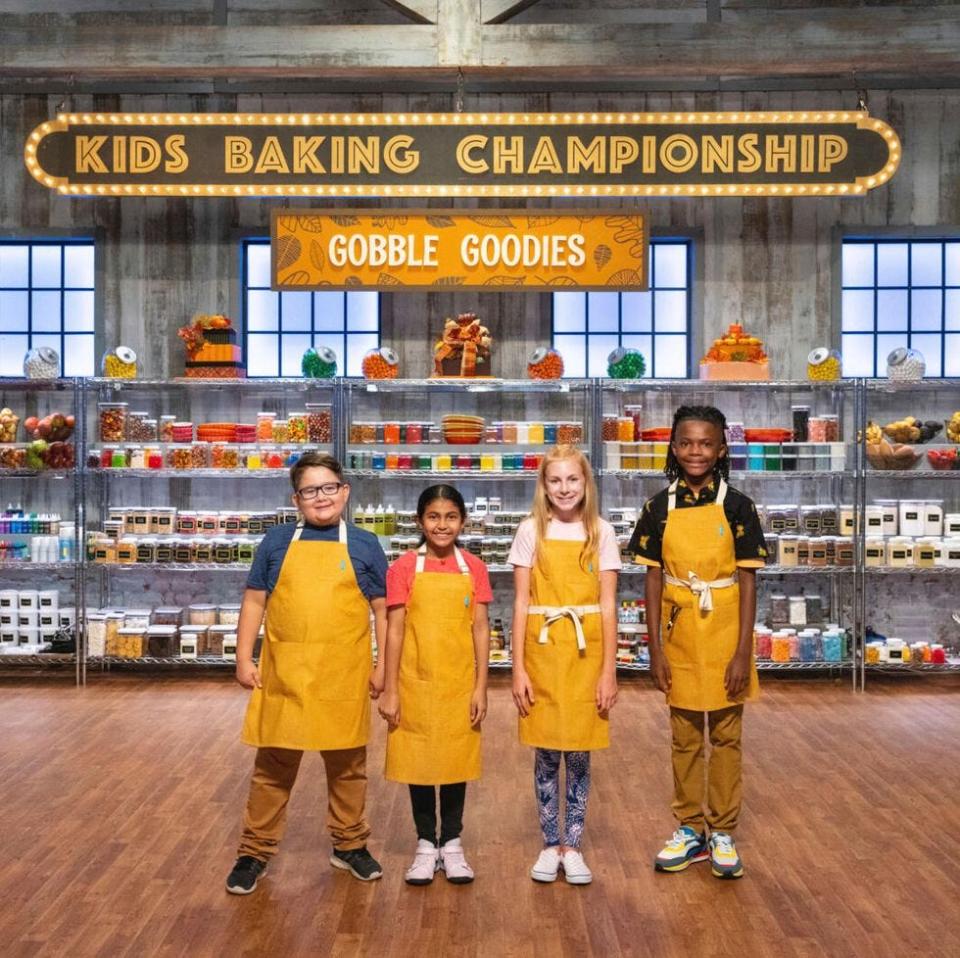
113, 346, 138, 364
35, 346, 59, 365
528, 346, 552, 364
886, 346, 910, 366
377, 346, 399, 365
807, 347, 831, 366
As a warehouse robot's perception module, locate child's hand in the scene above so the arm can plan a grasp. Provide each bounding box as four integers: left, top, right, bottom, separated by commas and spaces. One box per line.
596, 673, 618, 715
369, 660, 386, 700
724, 650, 752, 699
378, 690, 400, 727
470, 687, 488, 726
236, 660, 261, 690
512, 671, 535, 717
650, 653, 672, 694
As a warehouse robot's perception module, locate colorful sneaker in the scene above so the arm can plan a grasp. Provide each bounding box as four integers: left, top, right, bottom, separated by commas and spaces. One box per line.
225, 855, 267, 895
708, 832, 744, 879
530, 846, 561, 883
330, 846, 383, 882
560, 848, 593, 885
404, 839, 439, 885
439, 838, 474, 884
654, 826, 709, 872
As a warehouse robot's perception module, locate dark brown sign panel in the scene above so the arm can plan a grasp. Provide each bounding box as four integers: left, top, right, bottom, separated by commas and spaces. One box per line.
26, 111, 900, 198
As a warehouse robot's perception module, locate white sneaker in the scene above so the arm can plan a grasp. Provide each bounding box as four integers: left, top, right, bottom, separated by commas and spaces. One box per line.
561, 848, 593, 885
439, 838, 475, 884
404, 839, 439, 885
530, 846, 561, 883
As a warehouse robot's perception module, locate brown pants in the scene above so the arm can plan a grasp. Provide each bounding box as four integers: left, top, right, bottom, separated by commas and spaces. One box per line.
237, 746, 371, 860
670, 705, 743, 834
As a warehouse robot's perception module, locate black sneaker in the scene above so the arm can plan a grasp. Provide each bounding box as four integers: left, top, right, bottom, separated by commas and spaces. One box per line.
330, 846, 383, 881
225, 855, 268, 895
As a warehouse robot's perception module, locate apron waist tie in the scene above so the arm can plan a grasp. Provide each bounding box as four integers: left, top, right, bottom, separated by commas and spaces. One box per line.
663, 571, 738, 612
527, 605, 602, 651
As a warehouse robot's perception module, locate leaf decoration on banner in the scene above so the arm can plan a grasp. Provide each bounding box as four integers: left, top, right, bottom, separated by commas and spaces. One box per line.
537, 276, 579, 287
606, 269, 642, 287
296, 217, 324, 233
344, 276, 364, 287
276, 216, 297, 235
604, 215, 645, 257
279, 269, 311, 286
309, 240, 325, 272
593, 245, 612, 270
425, 216, 456, 228
526, 216, 560, 227
330, 215, 360, 226
483, 275, 526, 286
376, 273, 404, 286
468, 215, 515, 228
433, 276, 467, 286
276, 236, 302, 272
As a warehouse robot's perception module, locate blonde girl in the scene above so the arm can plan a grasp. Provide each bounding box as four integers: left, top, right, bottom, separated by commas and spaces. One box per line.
508, 444, 619, 885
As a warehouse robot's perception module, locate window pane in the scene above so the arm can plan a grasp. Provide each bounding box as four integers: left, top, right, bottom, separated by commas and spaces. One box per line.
654, 336, 688, 377
347, 333, 380, 377
246, 333, 278, 376
587, 292, 619, 332
554, 334, 585, 377
31, 290, 62, 332
911, 289, 942, 331
247, 290, 279, 331
877, 334, 906, 371
346, 291, 379, 332
876, 243, 908, 287
946, 334, 960, 377
588, 334, 619, 377
622, 335, 653, 375
909, 334, 942, 377
946, 243, 960, 286
842, 243, 874, 287
64, 290, 94, 332
841, 334, 874, 376
654, 244, 687, 288
64, 245, 94, 288
246, 243, 272, 288
311, 333, 343, 373
63, 334, 94, 376
653, 290, 687, 332
280, 333, 312, 377
0, 333, 28, 374
876, 289, 907, 332
946, 289, 960, 331
0, 290, 29, 329
31, 246, 61, 288
553, 292, 586, 333
0, 245, 29, 287
911, 243, 942, 286
621, 291, 652, 332
313, 292, 346, 330
842, 289, 874, 332
280, 291, 311, 331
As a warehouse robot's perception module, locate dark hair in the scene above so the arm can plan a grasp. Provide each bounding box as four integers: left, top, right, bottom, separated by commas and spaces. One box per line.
416, 484, 467, 545
289, 452, 344, 491
664, 405, 730, 482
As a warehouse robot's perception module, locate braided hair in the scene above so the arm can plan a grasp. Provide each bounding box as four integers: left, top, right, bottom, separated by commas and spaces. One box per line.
663, 404, 730, 483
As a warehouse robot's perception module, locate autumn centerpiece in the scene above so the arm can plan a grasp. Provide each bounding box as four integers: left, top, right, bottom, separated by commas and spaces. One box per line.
432, 312, 493, 377
177, 314, 246, 379
699, 323, 770, 381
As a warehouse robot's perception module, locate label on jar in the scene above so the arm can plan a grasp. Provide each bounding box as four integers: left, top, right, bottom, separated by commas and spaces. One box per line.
950, 550, 960, 561
867, 517, 882, 529
157, 514, 173, 532
155, 544, 173, 562
891, 550, 907, 560
905, 510, 919, 521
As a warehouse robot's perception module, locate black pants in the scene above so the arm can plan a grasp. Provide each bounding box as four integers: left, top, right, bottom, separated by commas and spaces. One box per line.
409, 783, 467, 846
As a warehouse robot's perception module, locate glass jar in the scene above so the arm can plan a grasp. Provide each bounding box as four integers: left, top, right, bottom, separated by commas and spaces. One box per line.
125, 412, 156, 442
189, 603, 217, 626
166, 445, 193, 470
98, 403, 128, 442
306, 404, 332, 443
159, 415, 176, 443
886, 346, 925, 381
23, 346, 60, 379
806, 347, 842, 381
256, 412, 276, 442
101, 346, 140, 379
288, 412, 308, 443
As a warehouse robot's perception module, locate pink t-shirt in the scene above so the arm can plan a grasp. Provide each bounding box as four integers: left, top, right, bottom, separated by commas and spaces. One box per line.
507, 517, 622, 571
386, 549, 494, 609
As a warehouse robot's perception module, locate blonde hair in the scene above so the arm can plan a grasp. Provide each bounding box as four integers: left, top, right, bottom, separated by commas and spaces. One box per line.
530, 444, 600, 573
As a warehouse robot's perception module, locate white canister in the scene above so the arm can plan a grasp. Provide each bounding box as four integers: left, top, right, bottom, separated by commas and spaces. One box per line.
877, 500, 899, 536
222, 634, 238, 662
37, 609, 58, 630
887, 638, 906, 661
0, 590, 18, 611
945, 513, 960, 536
830, 442, 846, 470
58, 607, 76, 628
37, 589, 59, 611
865, 537, 886, 567
17, 610, 39, 629
18, 626, 40, 648
943, 538, 960, 568
86, 612, 107, 657
0, 611, 15, 629
603, 442, 621, 470
17, 590, 39, 611
923, 501, 943, 537
865, 505, 884, 536
886, 537, 914, 567
39, 626, 58, 646
778, 535, 798, 567
0, 629, 16, 647
898, 500, 925, 537
839, 504, 855, 536
179, 635, 199, 659
788, 596, 807, 627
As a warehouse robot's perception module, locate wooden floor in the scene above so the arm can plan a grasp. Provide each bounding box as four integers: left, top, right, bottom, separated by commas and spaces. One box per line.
1, 673, 959, 958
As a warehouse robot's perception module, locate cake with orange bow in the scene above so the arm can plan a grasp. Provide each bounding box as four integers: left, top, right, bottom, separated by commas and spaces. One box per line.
699, 323, 770, 381
178, 314, 245, 379
432, 312, 493, 378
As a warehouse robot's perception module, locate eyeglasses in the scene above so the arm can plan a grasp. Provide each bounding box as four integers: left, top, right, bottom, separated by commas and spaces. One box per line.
296, 482, 345, 500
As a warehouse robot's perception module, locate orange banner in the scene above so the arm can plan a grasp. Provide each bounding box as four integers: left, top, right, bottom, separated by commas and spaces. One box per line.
271, 209, 646, 291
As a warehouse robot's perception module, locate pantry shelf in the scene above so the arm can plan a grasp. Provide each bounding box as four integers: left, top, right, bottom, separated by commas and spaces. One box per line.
866, 470, 960, 480
0, 653, 77, 666
599, 469, 845, 481
95, 563, 253, 573
0, 469, 76, 479
88, 468, 299, 479
88, 655, 235, 667
863, 566, 960, 575
0, 562, 78, 573
344, 469, 539, 480
618, 564, 853, 576
864, 661, 960, 672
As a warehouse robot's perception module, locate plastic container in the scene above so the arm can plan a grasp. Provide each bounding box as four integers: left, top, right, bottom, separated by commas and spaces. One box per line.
98, 403, 128, 442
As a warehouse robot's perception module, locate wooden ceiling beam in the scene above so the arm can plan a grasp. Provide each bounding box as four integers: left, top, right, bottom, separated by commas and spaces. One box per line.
379, 0, 437, 24
483, 0, 544, 25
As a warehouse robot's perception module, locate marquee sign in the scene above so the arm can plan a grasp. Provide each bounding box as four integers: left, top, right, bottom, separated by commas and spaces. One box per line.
25, 111, 900, 199
271, 209, 646, 291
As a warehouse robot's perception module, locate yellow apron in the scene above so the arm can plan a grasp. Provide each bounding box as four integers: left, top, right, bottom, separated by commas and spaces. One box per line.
241, 519, 372, 751
385, 545, 480, 785
520, 538, 609, 752
660, 478, 760, 712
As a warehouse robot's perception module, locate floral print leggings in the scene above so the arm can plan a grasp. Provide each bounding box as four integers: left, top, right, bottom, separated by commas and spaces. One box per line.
534, 748, 592, 848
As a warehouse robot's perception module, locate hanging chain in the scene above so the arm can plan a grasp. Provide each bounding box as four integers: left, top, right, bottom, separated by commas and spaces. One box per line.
455, 68, 465, 114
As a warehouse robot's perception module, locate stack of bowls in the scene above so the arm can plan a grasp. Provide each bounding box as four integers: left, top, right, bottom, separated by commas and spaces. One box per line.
441, 414, 485, 444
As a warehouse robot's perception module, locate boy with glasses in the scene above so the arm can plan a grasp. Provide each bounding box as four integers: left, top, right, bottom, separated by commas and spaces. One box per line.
226, 453, 388, 894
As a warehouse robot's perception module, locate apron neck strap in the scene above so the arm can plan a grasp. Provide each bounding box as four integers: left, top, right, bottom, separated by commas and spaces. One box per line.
667, 476, 727, 513
415, 543, 470, 575
292, 518, 348, 543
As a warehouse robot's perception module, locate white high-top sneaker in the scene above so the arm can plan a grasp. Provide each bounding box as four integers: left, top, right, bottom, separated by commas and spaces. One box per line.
439, 838, 475, 884
404, 839, 439, 885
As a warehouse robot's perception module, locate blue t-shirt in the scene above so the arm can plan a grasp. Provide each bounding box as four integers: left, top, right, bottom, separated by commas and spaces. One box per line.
246, 521, 387, 601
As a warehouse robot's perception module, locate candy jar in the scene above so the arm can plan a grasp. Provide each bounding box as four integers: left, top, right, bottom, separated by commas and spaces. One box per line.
101, 346, 140, 379
606, 347, 646, 379
807, 347, 842, 381
301, 346, 338, 378
23, 347, 60, 379
886, 346, 925, 382
361, 347, 400, 380
527, 347, 565, 380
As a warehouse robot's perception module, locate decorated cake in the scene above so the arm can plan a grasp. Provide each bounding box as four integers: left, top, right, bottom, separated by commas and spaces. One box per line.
699, 323, 770, 381
432, 312, 492, 378
178, 314, 246, 379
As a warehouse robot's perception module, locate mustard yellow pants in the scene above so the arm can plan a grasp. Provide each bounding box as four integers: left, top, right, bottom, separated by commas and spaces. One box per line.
237, 746, 371, 860
669, 705, 743, 834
